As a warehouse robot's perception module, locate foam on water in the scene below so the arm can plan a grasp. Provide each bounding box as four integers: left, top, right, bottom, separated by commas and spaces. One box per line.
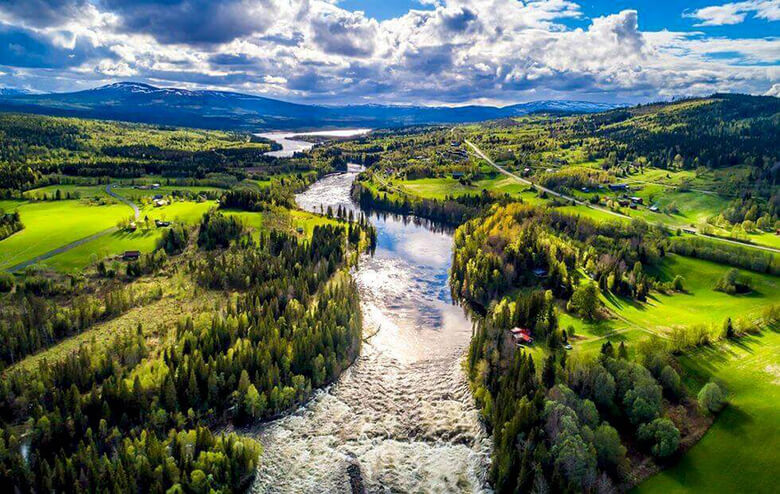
250, 171, 491, 493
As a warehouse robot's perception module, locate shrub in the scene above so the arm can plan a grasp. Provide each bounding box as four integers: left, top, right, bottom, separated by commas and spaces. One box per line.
698, 382, 727, 414
659, 365, 682, 399
594, 424, 626, 470
568, 282, 600, 320
0, 272, 14, 292
714, 268, 751, 294
638, 418, 680, 458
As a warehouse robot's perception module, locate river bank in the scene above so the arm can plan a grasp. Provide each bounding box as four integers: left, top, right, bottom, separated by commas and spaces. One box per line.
248, 155, 491, 491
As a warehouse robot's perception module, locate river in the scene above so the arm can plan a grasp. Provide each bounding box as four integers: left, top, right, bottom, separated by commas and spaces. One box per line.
256, 129, 373, 158
250, 135, 491, 493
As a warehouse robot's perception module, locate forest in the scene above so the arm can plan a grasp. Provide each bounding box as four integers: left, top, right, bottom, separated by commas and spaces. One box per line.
0, 144, 376, 492
452, 203, 775, 492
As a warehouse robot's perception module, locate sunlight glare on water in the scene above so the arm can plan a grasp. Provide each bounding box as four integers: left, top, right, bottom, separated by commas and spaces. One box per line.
250, 155, 491, 493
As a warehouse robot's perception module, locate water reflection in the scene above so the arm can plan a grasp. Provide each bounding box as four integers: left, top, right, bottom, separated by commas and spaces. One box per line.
256, 129, 372, 158
251, 170, 490, 493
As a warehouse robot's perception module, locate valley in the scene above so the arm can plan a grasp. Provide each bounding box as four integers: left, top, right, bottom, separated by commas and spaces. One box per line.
0, 93, 777, 493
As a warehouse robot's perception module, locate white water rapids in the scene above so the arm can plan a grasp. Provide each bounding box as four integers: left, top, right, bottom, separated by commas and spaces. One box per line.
249, 142, 491, 493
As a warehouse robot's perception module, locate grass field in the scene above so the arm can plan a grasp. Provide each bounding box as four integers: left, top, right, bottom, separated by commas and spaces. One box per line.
0, 200, 131, 269
558, 254, 779, 357
23, 184, 111, 200
116, 185, 222, 201
635, 330, 780, 493
45, 201, 216, 271
613, 255, 779, 333
550, 256, 780, 493
398, 175, 547, 204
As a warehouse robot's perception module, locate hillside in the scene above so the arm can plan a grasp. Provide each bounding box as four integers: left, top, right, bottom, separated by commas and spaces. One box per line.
0, 82, 617, 130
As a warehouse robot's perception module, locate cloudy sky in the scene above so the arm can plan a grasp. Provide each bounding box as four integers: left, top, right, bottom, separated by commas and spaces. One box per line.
0, 0, 777, 105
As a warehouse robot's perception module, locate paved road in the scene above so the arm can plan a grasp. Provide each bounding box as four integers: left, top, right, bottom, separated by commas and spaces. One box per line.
465, 140, 780, 254
6, 184, 140, 272
465, 140, 629, 220
106, 183, 140, 219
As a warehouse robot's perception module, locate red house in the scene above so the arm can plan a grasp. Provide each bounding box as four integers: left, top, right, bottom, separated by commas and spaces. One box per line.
510, 327, 534, 345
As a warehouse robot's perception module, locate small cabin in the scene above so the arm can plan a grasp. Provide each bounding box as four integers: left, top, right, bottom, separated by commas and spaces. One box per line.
629, 196, 643, 204
153, 199, 167, 207
510, 328, 534, 345
618, 199, 630, 207
122, 250, 140, 261
127, 222, 137, 232
450, 141, 460, 147
150, 183, 161, 189
155, 219, 171, 228
609, 183, 628, 191
532, 267, 548, 277
649, 205, 659, 212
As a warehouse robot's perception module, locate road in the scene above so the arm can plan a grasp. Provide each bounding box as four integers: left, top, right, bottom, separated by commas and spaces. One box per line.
106, 183, 140, 219
6, 184, 140, 272
465, 140, 780, 254
465, 140, 629, 220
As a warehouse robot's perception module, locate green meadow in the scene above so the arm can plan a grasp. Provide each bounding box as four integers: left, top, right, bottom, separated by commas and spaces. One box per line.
636, 330, 780, 494
116, 185, 223, 201
397, 175, 549, 205
557, 254, 779, 357
0, 199, 130, 270
46, 200, 216, 271
613, 255, 779, 333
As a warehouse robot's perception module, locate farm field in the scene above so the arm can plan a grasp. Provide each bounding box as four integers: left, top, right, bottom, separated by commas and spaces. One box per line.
611, 255, 779, 333
23, 184, 112, 200
635, 330, 780, 493
46, 200, 216, 271
397, 175, 549, 204
554, 254, 779, 357
0, 199, 131, 270
115, 185, 223, 201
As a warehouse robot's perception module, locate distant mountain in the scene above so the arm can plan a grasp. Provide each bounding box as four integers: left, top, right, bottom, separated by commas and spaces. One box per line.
0, 81, 619, 130
0, 88, 34, 96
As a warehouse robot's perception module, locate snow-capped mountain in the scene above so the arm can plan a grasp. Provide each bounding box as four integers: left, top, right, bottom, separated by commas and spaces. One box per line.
0, 82, 621, 130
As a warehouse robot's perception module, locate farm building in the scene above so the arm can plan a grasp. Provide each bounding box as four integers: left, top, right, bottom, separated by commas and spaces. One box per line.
609, 183, 628, 191
629, 196, 643, 204
122, 251, 140, 261
154, 199, 167, 207
510, 327, 534, 345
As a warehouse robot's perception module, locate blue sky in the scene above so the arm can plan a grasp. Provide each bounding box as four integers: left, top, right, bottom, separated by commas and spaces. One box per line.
0, 0, 777, 104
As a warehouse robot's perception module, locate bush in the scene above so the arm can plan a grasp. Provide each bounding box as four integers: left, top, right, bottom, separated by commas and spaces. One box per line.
659, 365, 682, 399
568, 282, 600, 320
157, 224, 190, 255
714, 268, 751, 294
0, 272, 14, 292
698, 382, 727, 414
638, 418, 680, 458
594, 424, 626, 470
